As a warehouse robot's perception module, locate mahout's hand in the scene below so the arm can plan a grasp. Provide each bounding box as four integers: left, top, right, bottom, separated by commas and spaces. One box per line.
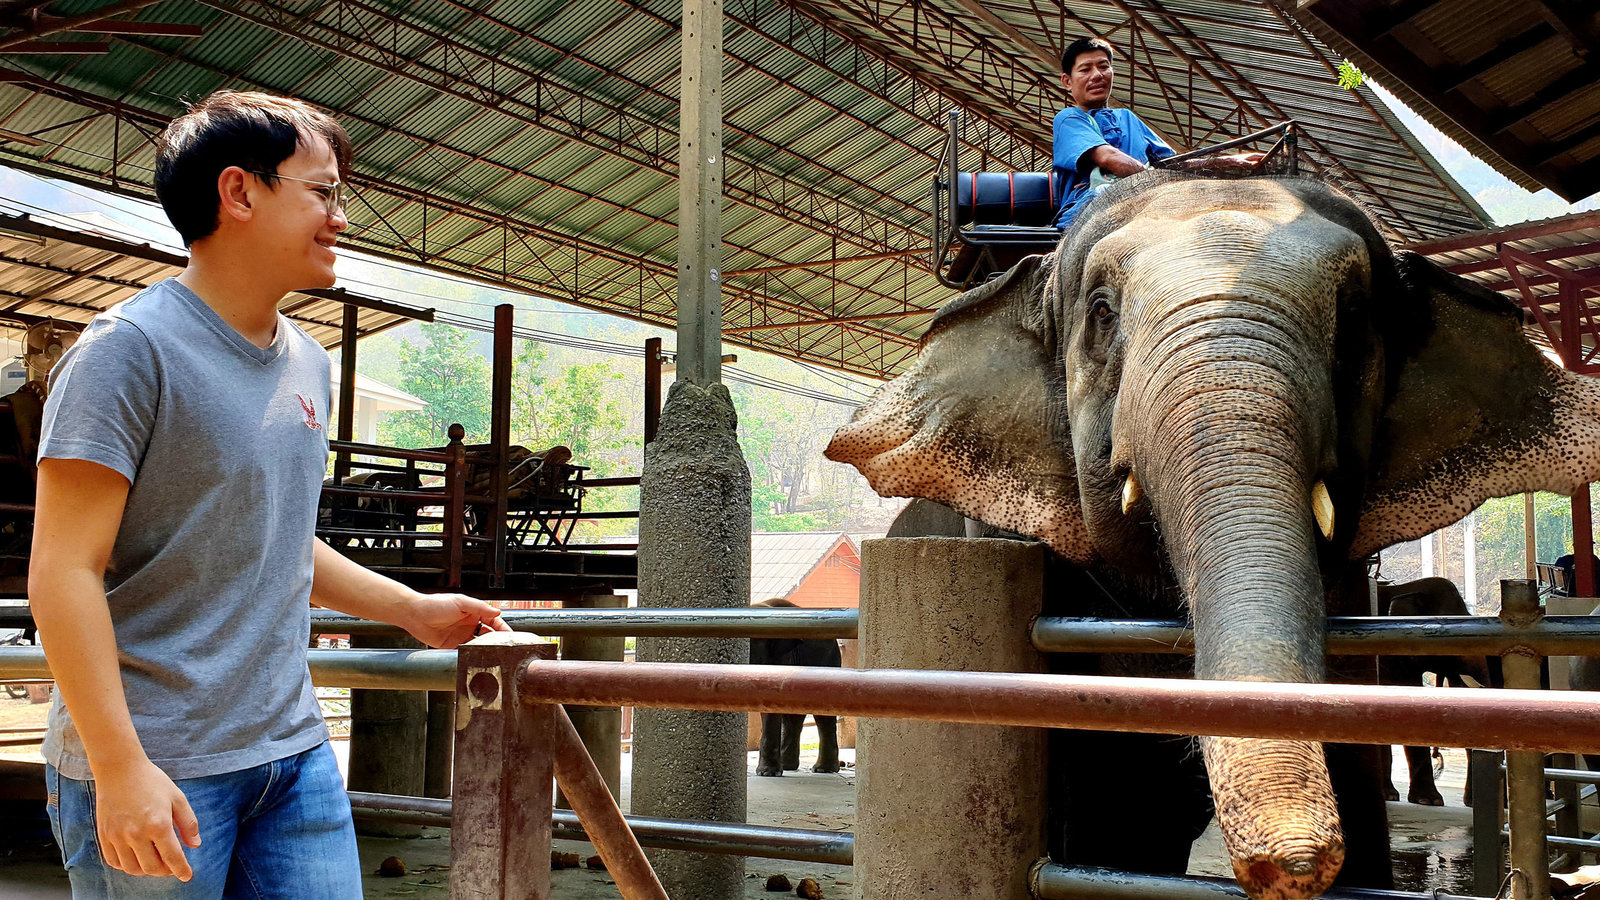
93, 757, 201, 881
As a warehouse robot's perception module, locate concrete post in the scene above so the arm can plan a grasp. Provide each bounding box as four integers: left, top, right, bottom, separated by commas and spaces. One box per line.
348, 633, 427, 838
631, 380, 750, 899
1499, 579, 1549, 900
857, 537, 1047, 900
675, 0, 724, 385
558, 593, 627, 806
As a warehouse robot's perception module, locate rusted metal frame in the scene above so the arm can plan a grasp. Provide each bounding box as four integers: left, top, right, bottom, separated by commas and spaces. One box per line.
524, 657, 1600, 752
1450, 242, 1600, 279
723, 0, 1038, 172
1121, 0, 1424, 242
784, 0, 1057, 138
0, 0, 164, 50
728, 249, 922, 277
0, 250, 149, 301
0, 79, 921, 373
1411, 210, 1600, 255
718, 257, 931, 341
1503, 248, 1567, 358
610, 0, 934, 165
443, 430, 466, 589
223, 0, 928, 239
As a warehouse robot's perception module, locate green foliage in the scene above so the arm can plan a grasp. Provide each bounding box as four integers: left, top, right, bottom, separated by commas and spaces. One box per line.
1336, 60, 1365, 91
378, 322, 492, 447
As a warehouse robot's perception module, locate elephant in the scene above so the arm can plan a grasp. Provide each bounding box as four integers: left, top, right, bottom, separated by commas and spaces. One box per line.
825, 171, 1600, 900
1374, 576, 1492, 807
749, 598, 842, 777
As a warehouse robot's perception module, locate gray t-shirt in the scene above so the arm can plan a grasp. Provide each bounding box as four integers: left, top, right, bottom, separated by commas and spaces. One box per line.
38, 279, 332, 781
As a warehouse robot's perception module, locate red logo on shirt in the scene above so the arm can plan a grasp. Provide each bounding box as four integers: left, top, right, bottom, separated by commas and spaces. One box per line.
298, 394, 323, 431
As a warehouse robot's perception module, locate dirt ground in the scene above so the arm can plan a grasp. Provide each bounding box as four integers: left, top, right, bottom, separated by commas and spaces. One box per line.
0, 696, 1592, 899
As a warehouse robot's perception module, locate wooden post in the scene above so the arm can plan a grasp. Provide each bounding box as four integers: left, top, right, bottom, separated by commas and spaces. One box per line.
335, 304, 357, 483
1575, 483, 1594, 596
676, 0, 724, 386
450, 633, 557, 900
445, 424, 466, 590
490, 304, 513, 587
644, 336, 662, 445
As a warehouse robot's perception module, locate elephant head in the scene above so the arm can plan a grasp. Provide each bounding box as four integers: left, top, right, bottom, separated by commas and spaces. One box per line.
826, 172, 1600, 899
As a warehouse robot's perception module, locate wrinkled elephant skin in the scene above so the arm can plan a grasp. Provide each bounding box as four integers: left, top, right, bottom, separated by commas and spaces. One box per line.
827, 173, 1600, 899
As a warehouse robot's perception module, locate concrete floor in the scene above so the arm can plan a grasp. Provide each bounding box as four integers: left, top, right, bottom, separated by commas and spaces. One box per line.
1, 740, 1592, 899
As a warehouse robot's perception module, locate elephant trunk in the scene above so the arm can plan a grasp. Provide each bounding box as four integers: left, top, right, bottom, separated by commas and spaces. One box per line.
1122, 312, 1341, 900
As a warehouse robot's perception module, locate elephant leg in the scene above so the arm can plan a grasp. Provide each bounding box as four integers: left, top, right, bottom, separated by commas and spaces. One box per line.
780, 714, 805, 771
1325, 742, 1395, 890
1404, 745, 1445, 806
812, 716, 840, 773
757, 713, 785, 777
1049, 729, 1211, 872
1379, 744, 1399, 802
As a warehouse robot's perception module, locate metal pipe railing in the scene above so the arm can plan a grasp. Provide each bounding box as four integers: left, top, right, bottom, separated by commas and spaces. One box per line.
0, 647, 458, 690
518, 659, 1600, 753
345, 792, 856, 865
8, 608, 1597, 652
1030, 615, 1600, 657
1030, 863, 1487, 900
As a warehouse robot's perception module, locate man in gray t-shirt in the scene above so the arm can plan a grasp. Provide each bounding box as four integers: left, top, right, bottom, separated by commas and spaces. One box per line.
31, 91, 507, 898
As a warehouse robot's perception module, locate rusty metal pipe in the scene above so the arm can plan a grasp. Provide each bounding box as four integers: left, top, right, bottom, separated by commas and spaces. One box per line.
344, 791, 857, 864
1030, 615, 1600, 657
520, 659, 1600, 753
547, 703, 667, 899
307, 609, 857, 639
1030, 863, 1488, 900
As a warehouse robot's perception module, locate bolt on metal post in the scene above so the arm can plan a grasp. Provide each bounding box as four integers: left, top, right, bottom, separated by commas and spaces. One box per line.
1499, 579, 1549, 900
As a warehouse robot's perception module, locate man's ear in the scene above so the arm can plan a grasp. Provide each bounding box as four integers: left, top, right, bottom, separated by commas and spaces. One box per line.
217, 166, 254, 224
1352, 251, 1600, 558
825, 253, 1094, 563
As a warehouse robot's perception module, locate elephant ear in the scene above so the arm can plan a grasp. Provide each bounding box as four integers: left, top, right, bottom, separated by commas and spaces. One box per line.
1352, 250, 1600, 558
824, 253, 1093, 563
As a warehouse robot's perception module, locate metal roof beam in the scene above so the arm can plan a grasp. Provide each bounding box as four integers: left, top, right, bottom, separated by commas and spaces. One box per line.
212, 0, 925, 255
0, 0, 162, 51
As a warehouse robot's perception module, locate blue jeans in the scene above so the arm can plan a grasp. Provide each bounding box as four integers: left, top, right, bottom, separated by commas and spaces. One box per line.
46, 742, 362, 899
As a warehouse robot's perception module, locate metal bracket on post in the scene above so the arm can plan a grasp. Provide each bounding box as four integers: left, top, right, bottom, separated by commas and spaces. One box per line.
450, 633, 557, 900
1498, 579, 1550, 900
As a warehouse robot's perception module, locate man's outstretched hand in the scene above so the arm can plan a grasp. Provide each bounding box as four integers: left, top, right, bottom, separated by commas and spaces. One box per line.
401, 593, 511, 649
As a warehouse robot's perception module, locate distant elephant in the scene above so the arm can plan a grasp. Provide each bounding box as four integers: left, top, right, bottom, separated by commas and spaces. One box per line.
749, 598, 842, 777
1374, 576, 1492, 806
826, 172, 1600, 899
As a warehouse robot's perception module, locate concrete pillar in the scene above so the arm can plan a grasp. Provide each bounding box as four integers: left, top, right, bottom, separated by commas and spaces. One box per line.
857, 537, 1046, 900
348, 633, 427, 838
631, 380, 750, 899
558, 593, 627, 805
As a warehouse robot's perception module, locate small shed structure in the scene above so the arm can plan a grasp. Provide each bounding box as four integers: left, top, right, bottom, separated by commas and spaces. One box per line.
750, 532, 861, 609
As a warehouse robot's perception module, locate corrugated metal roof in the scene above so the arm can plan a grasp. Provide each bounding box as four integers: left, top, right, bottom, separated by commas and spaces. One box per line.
750, 531, 857, 603
1287, 0, 1600, 203
0, 203, 433, 347
0, 0, 1490, 379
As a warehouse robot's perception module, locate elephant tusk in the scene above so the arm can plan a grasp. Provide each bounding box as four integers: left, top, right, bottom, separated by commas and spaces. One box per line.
1122, 472, 1142, 515
1312, 481, 1334, 540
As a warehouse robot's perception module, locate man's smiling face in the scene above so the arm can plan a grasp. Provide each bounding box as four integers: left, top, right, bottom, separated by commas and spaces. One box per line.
1063, 49, 1115, 109
251, 135, 347, 291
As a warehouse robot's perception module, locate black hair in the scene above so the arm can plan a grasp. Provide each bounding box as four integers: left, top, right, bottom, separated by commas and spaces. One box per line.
1061, 36, 1114, 75
154, 90, 353, 246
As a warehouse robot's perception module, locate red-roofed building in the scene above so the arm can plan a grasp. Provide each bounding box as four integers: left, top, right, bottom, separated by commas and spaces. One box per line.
750, 532, 861, 608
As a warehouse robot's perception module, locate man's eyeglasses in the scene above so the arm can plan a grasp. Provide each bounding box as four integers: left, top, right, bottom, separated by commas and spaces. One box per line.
247, 170, 347, 217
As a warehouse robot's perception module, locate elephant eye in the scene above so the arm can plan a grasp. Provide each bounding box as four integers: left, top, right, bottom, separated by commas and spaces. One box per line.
1085, 290, 1119, 363
1091, 300, 1114, 320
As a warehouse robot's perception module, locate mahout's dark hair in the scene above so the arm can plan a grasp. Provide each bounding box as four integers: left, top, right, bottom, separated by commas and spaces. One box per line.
154, 90, 353, 246
1061, 36, 1114, 75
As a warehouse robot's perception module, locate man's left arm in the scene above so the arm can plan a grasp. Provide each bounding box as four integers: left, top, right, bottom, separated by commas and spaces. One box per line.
309, 540, 509, 648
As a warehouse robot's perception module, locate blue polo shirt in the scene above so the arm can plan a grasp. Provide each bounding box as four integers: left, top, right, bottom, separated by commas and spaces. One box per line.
1052, 106, 1174, 227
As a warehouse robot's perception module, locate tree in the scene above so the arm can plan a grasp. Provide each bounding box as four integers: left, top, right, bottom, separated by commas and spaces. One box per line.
378, 322, 492, 447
